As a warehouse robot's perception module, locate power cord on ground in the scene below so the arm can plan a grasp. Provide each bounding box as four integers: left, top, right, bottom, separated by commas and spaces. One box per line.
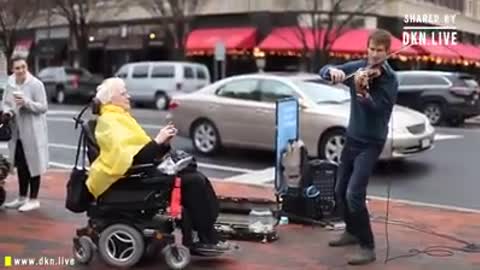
382, 112, 480, 263
384, 111, 394, 264
378, 214, 480, 262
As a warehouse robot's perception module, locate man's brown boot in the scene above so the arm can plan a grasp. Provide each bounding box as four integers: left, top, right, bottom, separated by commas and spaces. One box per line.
328, 232, 359, 247
347, 247, 376, 265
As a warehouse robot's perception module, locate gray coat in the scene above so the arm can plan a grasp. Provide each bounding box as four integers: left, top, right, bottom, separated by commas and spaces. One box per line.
1, 73, 49, 177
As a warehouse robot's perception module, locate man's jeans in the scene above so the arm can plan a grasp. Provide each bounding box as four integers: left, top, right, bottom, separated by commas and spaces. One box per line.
335, 136, 384, 249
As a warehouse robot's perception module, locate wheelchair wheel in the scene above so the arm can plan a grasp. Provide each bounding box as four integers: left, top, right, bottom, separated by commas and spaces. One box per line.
73, 236, 93, 264
163, 244, 191, 270
98, 224, 144, 268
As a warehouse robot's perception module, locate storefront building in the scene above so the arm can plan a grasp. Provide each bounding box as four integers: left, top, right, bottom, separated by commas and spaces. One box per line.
2, 0, 479, 78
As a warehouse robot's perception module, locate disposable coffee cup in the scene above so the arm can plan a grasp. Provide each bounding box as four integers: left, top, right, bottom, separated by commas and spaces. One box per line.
13, 91, 23, 98
13, 90, 23, 96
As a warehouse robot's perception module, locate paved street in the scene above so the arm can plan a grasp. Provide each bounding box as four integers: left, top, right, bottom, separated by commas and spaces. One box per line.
368, 125, 480, 210
3, 104, 479, 210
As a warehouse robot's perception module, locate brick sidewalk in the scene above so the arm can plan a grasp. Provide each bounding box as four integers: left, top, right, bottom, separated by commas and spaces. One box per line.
0, 171, 479, 270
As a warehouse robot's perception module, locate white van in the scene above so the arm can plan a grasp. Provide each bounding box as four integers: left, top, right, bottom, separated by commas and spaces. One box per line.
115, 61, 211, 110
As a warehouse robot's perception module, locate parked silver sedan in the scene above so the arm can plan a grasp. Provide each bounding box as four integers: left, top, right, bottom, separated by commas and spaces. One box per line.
167, 73, 436, 163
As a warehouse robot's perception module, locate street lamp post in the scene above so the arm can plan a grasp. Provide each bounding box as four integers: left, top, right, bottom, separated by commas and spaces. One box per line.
254, 47, 266, 72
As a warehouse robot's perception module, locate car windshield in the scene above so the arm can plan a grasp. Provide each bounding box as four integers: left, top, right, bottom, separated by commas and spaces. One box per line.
293, 79, 351, 104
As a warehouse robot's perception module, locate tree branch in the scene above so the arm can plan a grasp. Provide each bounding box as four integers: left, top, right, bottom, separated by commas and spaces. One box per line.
293, 0, 385, 71
167, 0, 182, 17
0, 0, 39, 59
54, 0, 74, 20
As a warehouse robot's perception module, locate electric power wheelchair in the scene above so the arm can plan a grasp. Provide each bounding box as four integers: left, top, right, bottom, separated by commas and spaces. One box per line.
70, 101, 229, 269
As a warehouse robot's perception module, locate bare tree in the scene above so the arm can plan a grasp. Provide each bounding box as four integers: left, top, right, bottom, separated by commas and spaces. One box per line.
141, 0, 199, 60
51, 0, 98, 68
53, 0, 131, 68
0, 0, 39, 62
294, 0, 382, 72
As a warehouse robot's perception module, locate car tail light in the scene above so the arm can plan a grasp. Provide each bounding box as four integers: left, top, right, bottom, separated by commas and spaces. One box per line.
168, 99, 179, 110
176, 82, 182, 91
449, 86, 473, 96
71, 75, 79, 89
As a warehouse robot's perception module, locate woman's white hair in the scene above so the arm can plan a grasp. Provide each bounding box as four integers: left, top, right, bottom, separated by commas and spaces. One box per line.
95, 77, 125, 104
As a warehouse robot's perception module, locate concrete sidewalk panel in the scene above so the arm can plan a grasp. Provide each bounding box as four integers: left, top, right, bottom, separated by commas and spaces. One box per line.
0, 171, 478, 270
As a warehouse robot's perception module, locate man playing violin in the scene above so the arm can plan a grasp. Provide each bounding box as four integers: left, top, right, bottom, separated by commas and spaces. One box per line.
318, 29, 399, 265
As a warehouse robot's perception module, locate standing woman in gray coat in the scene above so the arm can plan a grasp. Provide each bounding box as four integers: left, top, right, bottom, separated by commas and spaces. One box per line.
2, 55, 49, 212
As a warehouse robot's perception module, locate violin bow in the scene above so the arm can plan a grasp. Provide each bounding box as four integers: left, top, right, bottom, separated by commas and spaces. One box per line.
342, 43, 415, 81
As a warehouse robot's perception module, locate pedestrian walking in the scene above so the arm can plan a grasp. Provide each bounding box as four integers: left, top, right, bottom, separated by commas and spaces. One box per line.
1, 55, 49, 212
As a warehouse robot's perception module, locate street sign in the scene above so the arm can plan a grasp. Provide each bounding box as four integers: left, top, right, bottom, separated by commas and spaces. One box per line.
275, 97, 299, 196
214, 41, 225, 61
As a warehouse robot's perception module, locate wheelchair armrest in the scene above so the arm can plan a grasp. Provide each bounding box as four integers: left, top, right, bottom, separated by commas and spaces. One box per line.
126, 163, 157, 175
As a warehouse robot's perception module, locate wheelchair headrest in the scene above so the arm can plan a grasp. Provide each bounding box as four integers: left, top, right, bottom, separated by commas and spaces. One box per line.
91, 98, 101, 115
72, 99, 102, 163
82, 119, 100, 163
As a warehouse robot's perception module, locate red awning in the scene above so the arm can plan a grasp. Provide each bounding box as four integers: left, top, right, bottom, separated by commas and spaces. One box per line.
258, 27, 332, 52
330, 28, 418, 56
412, 37, 461, 60
445, 43, 480, 61
185, 27, 257, 53
12, 39, 33, 58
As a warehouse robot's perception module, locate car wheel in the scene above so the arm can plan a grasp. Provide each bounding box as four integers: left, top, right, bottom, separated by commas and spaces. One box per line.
56, 89, 66, 104
155, 93, 168, 110
191, 120, 221, 155
318, 129, 346, 164
422, 102, 443, 126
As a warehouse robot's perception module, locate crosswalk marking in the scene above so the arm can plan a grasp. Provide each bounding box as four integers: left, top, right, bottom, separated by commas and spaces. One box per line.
434, 134, 464, 140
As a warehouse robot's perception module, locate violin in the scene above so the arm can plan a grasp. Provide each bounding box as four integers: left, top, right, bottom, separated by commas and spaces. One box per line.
335, 43, 415, 94
354, 63, 382, 97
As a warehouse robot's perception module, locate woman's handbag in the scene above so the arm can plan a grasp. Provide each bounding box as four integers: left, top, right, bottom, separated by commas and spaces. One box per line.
65, 131, 92, 213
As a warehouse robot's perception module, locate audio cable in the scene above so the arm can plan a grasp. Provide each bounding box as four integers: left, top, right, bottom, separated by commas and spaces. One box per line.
382, 109, 480, 264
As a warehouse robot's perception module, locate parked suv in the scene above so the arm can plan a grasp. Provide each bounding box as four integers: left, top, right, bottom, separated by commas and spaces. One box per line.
115, 61, 211, 110
37, 66, 103, 104
396, 70, 480, 126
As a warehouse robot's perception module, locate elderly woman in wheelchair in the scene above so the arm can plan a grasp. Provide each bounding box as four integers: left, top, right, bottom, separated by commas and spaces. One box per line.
72, 78, 231, 269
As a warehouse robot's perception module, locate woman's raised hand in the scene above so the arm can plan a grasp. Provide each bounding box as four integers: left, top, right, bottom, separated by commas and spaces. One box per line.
155, 123, 177, 144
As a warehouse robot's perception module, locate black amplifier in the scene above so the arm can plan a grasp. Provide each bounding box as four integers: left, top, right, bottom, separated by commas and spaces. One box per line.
281, 159, 338, 222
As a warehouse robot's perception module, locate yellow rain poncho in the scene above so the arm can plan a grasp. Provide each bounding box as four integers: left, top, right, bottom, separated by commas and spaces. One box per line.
85, 104, 152, 198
